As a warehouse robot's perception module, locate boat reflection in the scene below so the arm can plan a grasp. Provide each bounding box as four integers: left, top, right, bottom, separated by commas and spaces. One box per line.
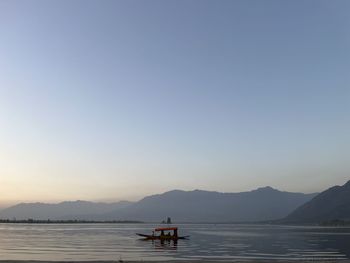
151, 239, 178, 250
138, 236, 178, 250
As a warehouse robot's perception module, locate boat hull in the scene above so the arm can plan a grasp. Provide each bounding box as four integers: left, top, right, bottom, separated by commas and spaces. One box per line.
136, 233, 189, 240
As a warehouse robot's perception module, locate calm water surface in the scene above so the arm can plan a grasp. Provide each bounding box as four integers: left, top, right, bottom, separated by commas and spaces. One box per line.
0, 223, 349, 261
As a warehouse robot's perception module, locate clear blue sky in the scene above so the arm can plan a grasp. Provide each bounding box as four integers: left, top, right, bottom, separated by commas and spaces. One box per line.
0, 0, 349, 206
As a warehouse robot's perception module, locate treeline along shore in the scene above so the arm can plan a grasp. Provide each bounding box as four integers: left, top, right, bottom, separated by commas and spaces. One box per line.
1, 261, 350, 263
319, 219, 350, 227
0, 219, 143, 224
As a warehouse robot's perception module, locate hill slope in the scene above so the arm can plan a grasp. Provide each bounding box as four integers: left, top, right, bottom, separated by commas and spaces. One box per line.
283, 180, 350, 223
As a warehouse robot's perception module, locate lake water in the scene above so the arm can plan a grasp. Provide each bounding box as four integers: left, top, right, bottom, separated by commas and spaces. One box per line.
0, 223, 349, 261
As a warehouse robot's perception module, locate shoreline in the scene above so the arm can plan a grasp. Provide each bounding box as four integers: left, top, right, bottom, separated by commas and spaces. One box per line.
1, 261, 350, 263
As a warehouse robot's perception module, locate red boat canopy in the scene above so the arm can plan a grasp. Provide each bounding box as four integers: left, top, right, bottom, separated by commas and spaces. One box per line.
154, 227, 178, 231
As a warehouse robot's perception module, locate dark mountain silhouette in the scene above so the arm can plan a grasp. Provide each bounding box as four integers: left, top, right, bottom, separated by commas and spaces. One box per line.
282, 180, 350, 224
102, 187, 317, 222
0, 200, 132, 220
0, 187, 316, 222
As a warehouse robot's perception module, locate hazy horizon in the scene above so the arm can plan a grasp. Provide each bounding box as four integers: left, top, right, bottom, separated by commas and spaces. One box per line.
1, 1, 349, 207
0, 180, 347, 210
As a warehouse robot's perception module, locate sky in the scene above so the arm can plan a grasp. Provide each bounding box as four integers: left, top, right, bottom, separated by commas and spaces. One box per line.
0, 0, 349, 207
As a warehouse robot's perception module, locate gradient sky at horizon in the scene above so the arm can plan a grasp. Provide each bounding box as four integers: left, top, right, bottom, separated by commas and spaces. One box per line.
0, 0, 349, 207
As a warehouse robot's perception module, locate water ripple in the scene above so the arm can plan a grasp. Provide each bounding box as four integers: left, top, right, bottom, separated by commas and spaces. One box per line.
0, 223, 349, 261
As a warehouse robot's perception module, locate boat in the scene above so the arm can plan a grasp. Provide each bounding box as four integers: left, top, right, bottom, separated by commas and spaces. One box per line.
136, 227, 189, 240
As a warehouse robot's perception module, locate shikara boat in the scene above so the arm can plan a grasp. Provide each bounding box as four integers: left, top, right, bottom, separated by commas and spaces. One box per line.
136, 227, 189, 240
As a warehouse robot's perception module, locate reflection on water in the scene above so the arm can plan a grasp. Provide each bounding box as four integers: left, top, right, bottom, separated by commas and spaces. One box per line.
150, 239, 178, 251
0, 223, 349, 261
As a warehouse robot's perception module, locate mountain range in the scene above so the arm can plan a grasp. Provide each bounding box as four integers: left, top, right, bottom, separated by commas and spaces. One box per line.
0, 187, 317, 222
0, 200, 132, 221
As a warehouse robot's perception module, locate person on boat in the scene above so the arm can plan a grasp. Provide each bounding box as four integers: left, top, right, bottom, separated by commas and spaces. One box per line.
173, 228, 178, 238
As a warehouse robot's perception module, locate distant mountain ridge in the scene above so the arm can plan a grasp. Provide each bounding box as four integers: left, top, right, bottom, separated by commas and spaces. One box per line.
0, 187, 317, 222
282, 180, 350, 223
0, 200, 132, 220
105, 187, 317, 222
